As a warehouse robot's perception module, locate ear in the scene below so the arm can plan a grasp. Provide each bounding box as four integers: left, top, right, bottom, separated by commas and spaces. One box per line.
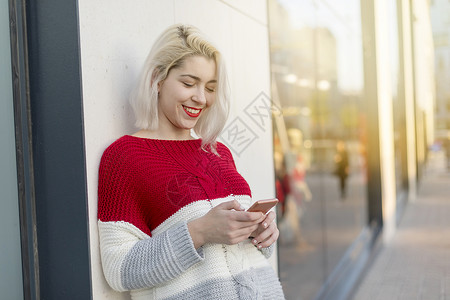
157, 80, 163, 93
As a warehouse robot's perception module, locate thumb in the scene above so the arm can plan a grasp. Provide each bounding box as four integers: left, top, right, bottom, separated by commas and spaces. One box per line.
217, 200, 245, 211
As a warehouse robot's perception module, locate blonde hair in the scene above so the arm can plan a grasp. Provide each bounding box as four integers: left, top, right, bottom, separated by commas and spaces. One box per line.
130, 24, 230, 152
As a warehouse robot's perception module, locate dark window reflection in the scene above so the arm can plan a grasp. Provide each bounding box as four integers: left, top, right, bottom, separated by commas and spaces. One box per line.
268, 0, 368, 298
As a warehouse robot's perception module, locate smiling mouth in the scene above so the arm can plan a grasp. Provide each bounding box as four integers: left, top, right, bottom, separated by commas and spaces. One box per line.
182, 105, 202, 117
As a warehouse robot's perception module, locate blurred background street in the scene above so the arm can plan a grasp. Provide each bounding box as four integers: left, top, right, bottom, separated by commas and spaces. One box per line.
352, 149, 450, 299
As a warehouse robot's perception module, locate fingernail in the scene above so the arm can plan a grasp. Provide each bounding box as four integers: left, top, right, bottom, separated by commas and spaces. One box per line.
263, 222, 268, 228
253, 239, 257, 244
258, 245, 262, 249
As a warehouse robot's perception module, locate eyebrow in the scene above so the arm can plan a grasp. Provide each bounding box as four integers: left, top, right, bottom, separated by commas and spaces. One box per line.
179, 74, 217, 83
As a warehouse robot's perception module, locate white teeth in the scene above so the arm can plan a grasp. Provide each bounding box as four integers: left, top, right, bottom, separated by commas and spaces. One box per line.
184, 106, 200, 114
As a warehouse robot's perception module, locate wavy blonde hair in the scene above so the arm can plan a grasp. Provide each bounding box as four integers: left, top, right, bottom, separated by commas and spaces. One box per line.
130, 24, 230, 152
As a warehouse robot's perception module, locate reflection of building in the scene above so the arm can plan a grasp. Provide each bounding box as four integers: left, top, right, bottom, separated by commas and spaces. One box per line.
270, 15, 361, 141
292, 27, 341, 139
270, 24, 340, 134
430, 0, 450, 132
292, 27, 337, 84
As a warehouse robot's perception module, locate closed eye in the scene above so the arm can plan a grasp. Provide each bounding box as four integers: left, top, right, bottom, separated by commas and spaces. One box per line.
182, 82, 194, 87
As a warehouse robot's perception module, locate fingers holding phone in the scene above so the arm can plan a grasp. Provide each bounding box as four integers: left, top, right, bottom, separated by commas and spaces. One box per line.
189, 200, 265, 248
250, 210, 279, 249
247, 199, 280, 249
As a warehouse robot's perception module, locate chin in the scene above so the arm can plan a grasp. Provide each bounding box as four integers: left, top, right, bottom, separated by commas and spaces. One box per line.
181, 120, 199, 129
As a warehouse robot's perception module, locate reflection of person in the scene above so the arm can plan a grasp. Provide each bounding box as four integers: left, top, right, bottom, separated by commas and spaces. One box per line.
287, 129, 312, 203
334, 140, 349, 198
274, 129, 311, 249
274, 152, 290, 217
291, 155, 312, 202
97, 24, 285, 299
274, 151, 302, 247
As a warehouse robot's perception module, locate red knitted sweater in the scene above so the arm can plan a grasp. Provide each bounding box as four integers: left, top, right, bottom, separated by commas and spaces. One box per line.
97, 135, 252, 236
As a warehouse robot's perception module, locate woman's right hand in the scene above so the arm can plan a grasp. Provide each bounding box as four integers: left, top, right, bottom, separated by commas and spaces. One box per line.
187, 200, 265, 249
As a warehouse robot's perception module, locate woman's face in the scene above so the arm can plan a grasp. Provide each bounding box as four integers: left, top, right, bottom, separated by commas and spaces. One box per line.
157, 55, 217, 138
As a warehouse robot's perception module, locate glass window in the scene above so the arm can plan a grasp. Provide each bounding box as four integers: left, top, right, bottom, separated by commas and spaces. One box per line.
268, 0, 368, 298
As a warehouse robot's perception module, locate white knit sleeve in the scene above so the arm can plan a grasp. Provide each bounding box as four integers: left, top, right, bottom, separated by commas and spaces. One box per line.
98, 220, 204, 292
260, 243, 274, 258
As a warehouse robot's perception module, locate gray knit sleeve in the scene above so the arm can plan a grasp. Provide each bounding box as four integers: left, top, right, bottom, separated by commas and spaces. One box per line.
120, 222, 204, 290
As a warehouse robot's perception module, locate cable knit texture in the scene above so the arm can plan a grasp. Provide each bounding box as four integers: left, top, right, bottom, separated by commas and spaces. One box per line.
98, 135, 285, 299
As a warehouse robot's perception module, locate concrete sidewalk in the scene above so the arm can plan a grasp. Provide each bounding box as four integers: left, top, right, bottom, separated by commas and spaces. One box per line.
352, 150, 450, 300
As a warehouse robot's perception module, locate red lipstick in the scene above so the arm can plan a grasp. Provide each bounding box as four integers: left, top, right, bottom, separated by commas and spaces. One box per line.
182, 105, 202, 117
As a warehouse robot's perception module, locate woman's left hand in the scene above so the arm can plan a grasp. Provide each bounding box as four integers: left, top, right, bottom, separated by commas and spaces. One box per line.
250, 210, 279, 249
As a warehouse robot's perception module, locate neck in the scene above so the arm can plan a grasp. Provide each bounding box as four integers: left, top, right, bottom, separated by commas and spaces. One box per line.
132, 129, 194, 140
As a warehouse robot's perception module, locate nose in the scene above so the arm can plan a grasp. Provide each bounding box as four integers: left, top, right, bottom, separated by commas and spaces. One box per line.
192, 87, 207, 105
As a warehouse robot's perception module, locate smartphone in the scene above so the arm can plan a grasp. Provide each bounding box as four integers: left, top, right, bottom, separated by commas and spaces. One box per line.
247, 198, 278, 214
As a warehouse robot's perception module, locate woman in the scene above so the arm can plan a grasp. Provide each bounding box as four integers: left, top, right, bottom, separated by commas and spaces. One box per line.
334, 140, 349, 198
98, 24, 285, 299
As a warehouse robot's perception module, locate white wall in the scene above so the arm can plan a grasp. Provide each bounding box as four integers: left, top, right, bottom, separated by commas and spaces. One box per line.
78, 1, 274, 299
